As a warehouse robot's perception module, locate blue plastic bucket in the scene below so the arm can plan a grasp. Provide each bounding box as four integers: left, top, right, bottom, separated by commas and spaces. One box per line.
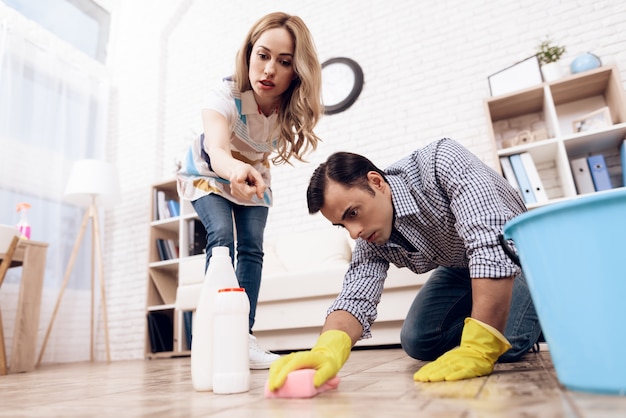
503, 188, 626, 395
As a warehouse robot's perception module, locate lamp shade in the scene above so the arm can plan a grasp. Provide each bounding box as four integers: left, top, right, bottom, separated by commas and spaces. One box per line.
64, 159, 120, 208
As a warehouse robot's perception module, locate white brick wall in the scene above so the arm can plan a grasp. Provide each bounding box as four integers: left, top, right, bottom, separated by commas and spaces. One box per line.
23, 0, 626, 361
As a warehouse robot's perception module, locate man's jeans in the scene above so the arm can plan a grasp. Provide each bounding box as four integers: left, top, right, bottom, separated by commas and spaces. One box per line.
192, 194, 268, 332
400, 266, 542, 363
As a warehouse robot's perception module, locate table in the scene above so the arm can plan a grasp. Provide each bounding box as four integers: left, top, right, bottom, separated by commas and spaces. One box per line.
0, 239, 48, 373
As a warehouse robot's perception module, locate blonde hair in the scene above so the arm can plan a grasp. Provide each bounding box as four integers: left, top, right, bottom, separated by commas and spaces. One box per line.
234, 12, 323, 165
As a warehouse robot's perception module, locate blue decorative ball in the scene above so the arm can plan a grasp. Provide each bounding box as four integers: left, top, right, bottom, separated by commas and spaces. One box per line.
570, 53, 601, 74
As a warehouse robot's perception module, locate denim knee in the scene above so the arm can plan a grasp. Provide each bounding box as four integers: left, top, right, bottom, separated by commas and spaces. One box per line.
400, 325, 445, 361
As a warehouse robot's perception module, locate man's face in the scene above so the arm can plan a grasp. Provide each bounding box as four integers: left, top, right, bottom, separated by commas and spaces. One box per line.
320, 172, 394, 245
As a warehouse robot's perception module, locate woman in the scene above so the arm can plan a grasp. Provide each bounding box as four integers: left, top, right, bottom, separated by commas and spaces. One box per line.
177, 12, 323, 369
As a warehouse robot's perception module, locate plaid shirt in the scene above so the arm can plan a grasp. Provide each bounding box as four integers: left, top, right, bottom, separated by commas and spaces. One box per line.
328, 138, 526, 339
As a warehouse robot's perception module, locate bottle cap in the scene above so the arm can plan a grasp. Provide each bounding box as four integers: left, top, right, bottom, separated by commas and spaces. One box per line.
218, 288, 245, 293
212, 246, 230, 257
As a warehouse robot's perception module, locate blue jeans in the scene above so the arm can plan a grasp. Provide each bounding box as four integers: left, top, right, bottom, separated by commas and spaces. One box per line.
400, 266, 542, 363
192, 194, 268, 333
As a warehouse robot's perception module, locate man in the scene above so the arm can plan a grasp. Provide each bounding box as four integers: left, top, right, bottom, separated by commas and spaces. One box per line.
268, 138, 542, 390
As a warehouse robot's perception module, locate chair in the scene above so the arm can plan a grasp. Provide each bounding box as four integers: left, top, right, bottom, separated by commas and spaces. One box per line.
0, 225, 21, 375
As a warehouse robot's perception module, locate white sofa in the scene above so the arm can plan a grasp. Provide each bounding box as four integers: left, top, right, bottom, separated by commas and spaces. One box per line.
175, 226, 429, 352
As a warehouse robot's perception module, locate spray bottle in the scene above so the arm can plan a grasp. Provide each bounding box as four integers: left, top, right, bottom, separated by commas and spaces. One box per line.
16, 202, 32, 240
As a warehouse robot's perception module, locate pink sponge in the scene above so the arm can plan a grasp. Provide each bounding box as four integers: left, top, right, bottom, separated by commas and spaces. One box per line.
264, 369, 340, 399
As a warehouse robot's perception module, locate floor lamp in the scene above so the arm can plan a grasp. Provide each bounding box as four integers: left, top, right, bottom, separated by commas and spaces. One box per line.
36, 159, 120, 366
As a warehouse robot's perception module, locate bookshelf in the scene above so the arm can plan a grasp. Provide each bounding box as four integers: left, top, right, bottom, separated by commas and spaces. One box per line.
146, 179, 206, 358
485, 64, 626, 209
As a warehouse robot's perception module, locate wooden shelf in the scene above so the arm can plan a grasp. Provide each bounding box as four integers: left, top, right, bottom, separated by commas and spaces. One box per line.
145, 179, 203, 358
485, 64, 626, 209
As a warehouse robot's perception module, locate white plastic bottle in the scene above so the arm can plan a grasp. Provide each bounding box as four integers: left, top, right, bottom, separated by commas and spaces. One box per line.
191, 246, 238, 392
213, 287, 251, 394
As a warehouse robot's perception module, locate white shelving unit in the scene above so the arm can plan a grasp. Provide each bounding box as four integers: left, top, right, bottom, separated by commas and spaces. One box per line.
145, 179, 205, 358
485, 64, 626, 209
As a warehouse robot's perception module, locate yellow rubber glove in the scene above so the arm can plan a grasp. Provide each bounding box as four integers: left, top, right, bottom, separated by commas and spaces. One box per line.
268, 330, 352, 391
413, 317, 512, 382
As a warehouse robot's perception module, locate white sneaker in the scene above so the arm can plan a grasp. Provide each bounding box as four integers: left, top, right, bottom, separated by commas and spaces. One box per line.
249, 334, 280, 370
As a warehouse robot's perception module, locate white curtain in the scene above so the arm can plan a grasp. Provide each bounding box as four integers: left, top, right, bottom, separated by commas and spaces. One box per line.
0, 10, 110, 364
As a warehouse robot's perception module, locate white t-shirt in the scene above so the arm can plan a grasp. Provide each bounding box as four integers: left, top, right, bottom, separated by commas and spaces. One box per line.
177, 78, 278, 207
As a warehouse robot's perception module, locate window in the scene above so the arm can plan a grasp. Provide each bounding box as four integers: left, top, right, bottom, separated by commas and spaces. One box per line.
1, 2, 110, 282
0, 0, 111, 362
2, 0, 110, 62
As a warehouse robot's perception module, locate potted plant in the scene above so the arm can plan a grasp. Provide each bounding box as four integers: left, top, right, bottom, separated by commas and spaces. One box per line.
536, 37, 566, 81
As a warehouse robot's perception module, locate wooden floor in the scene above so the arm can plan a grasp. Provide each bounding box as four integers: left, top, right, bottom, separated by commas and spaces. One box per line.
1, 345, 625, 417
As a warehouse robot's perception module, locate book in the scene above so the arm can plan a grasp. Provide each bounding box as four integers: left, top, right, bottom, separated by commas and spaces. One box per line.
187, 219, 195, 255
570, 157, 596, 194
147, 313, 161, 353
153, 189, 159, 221
147, 312, 173, 353
188, 219, 207, 256
166, 239, 178, 259
167, 199, 180, 217
587, 154, 612, 191
509, 154, 537, 204
156, 239, 168, 261
499, 156, 521, 195
183, 311, 193, 350
156, 191, 170, 220
519, 152, 548, 202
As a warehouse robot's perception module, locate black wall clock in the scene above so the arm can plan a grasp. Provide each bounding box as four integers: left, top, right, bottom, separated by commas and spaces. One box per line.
321, 57, 364, 115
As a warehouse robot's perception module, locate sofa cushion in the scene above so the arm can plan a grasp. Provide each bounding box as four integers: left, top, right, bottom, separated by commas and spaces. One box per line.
175, 282, 202, 311
178, 256, 205, 286
272, 228, 352, 273
258, 265, 348, 302
262, 239, 288, 275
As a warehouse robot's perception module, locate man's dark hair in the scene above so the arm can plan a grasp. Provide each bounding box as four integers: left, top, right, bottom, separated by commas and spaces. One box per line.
307, 151, 386, 214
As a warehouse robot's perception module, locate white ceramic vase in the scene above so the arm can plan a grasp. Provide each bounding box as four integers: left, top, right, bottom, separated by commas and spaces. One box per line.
541, 62, 563, 82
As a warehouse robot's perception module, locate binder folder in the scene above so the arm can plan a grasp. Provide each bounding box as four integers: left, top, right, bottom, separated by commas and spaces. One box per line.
620, 139, 626, 187
499, 156, 521, 194
570, 157, 596, 195
587, 154, 612, 191
509, 154, 536, 204
520, 152, 548, 202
